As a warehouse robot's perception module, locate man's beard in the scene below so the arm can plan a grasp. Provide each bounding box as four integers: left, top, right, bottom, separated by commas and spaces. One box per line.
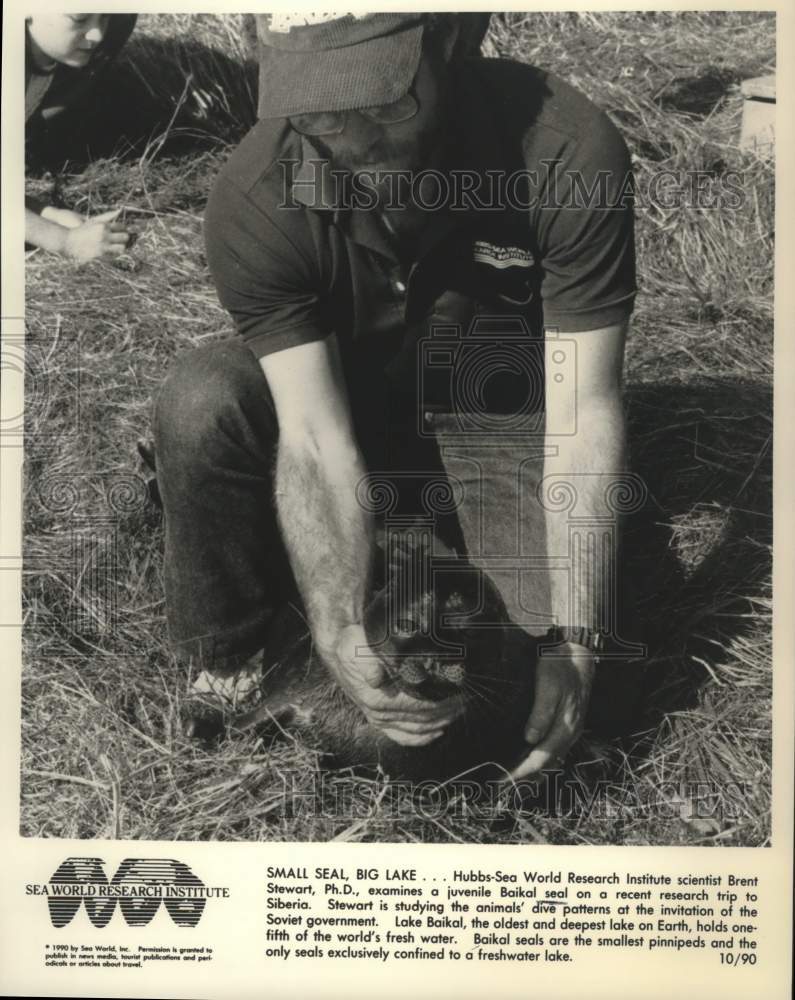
309, 130, 437, 178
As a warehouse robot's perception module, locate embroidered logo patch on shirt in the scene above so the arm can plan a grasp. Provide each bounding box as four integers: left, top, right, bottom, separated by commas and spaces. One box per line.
472, 241, 535, 270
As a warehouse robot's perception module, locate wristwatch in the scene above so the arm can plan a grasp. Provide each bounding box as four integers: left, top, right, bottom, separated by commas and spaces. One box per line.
543, 625, 606, 655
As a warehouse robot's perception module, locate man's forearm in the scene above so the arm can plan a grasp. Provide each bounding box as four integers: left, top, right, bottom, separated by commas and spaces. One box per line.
274, 435, 374, 658
25, 206, 68, 254
543, 394, 627, 633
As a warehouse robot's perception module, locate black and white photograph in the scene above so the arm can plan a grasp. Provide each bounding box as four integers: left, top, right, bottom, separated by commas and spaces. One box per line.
17, 9, 777, 849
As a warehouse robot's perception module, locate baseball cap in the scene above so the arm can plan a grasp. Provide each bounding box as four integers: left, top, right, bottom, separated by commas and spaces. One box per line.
255, 13, 427, 119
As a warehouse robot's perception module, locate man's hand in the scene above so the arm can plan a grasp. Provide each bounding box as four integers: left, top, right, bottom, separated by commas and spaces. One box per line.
62, 210, 130, 262
506, 643, 595, 780
329, 624, 465, 747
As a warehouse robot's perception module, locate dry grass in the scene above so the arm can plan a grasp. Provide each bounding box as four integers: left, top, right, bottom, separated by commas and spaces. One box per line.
22, 12, 774, 845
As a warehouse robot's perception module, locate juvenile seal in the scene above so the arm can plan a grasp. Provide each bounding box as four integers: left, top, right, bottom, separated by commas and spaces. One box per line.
229, 527, 536, 781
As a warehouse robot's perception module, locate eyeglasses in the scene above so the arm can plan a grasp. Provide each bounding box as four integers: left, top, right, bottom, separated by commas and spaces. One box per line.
288, 90, 419, 137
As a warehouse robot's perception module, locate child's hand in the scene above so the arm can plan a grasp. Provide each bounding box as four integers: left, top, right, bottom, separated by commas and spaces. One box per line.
40, 206, 85, 229
62, 211, 130, 263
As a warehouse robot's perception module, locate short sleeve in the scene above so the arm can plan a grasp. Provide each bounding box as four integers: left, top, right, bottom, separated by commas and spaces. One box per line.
204, 170, 331, 359
536, 113, 637, 332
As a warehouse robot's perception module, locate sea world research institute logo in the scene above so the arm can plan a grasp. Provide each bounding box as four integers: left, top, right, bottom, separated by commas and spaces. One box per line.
27, 858, 229, 929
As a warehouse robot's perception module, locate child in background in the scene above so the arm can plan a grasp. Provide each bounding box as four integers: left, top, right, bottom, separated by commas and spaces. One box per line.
25, 13, 137, 262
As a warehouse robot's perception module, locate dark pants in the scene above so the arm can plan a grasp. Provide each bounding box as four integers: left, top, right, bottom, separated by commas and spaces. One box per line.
153, 340, 644, 728
153, 342, 295, 670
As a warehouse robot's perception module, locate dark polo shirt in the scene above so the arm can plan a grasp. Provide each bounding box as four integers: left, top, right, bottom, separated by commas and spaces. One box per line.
205, 58, 636, 417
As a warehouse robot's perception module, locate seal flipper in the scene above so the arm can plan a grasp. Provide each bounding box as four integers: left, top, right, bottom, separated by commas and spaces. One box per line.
230, 698, 312, 741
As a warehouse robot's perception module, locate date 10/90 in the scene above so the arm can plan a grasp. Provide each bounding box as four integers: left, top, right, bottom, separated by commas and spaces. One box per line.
719, 953, 757, 966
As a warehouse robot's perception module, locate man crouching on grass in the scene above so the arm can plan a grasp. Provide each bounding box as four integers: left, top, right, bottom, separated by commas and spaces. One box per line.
152, 13, 640, 779
25, 13, 135, 261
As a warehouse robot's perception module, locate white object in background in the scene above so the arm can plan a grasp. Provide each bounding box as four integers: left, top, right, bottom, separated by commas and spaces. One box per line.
739, 73, 776, 153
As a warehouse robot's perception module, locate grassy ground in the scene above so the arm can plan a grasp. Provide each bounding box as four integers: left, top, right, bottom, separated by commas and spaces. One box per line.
21, 12, 774, 845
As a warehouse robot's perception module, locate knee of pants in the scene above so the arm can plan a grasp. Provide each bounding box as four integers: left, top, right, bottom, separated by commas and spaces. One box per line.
153, 341, 277, 461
